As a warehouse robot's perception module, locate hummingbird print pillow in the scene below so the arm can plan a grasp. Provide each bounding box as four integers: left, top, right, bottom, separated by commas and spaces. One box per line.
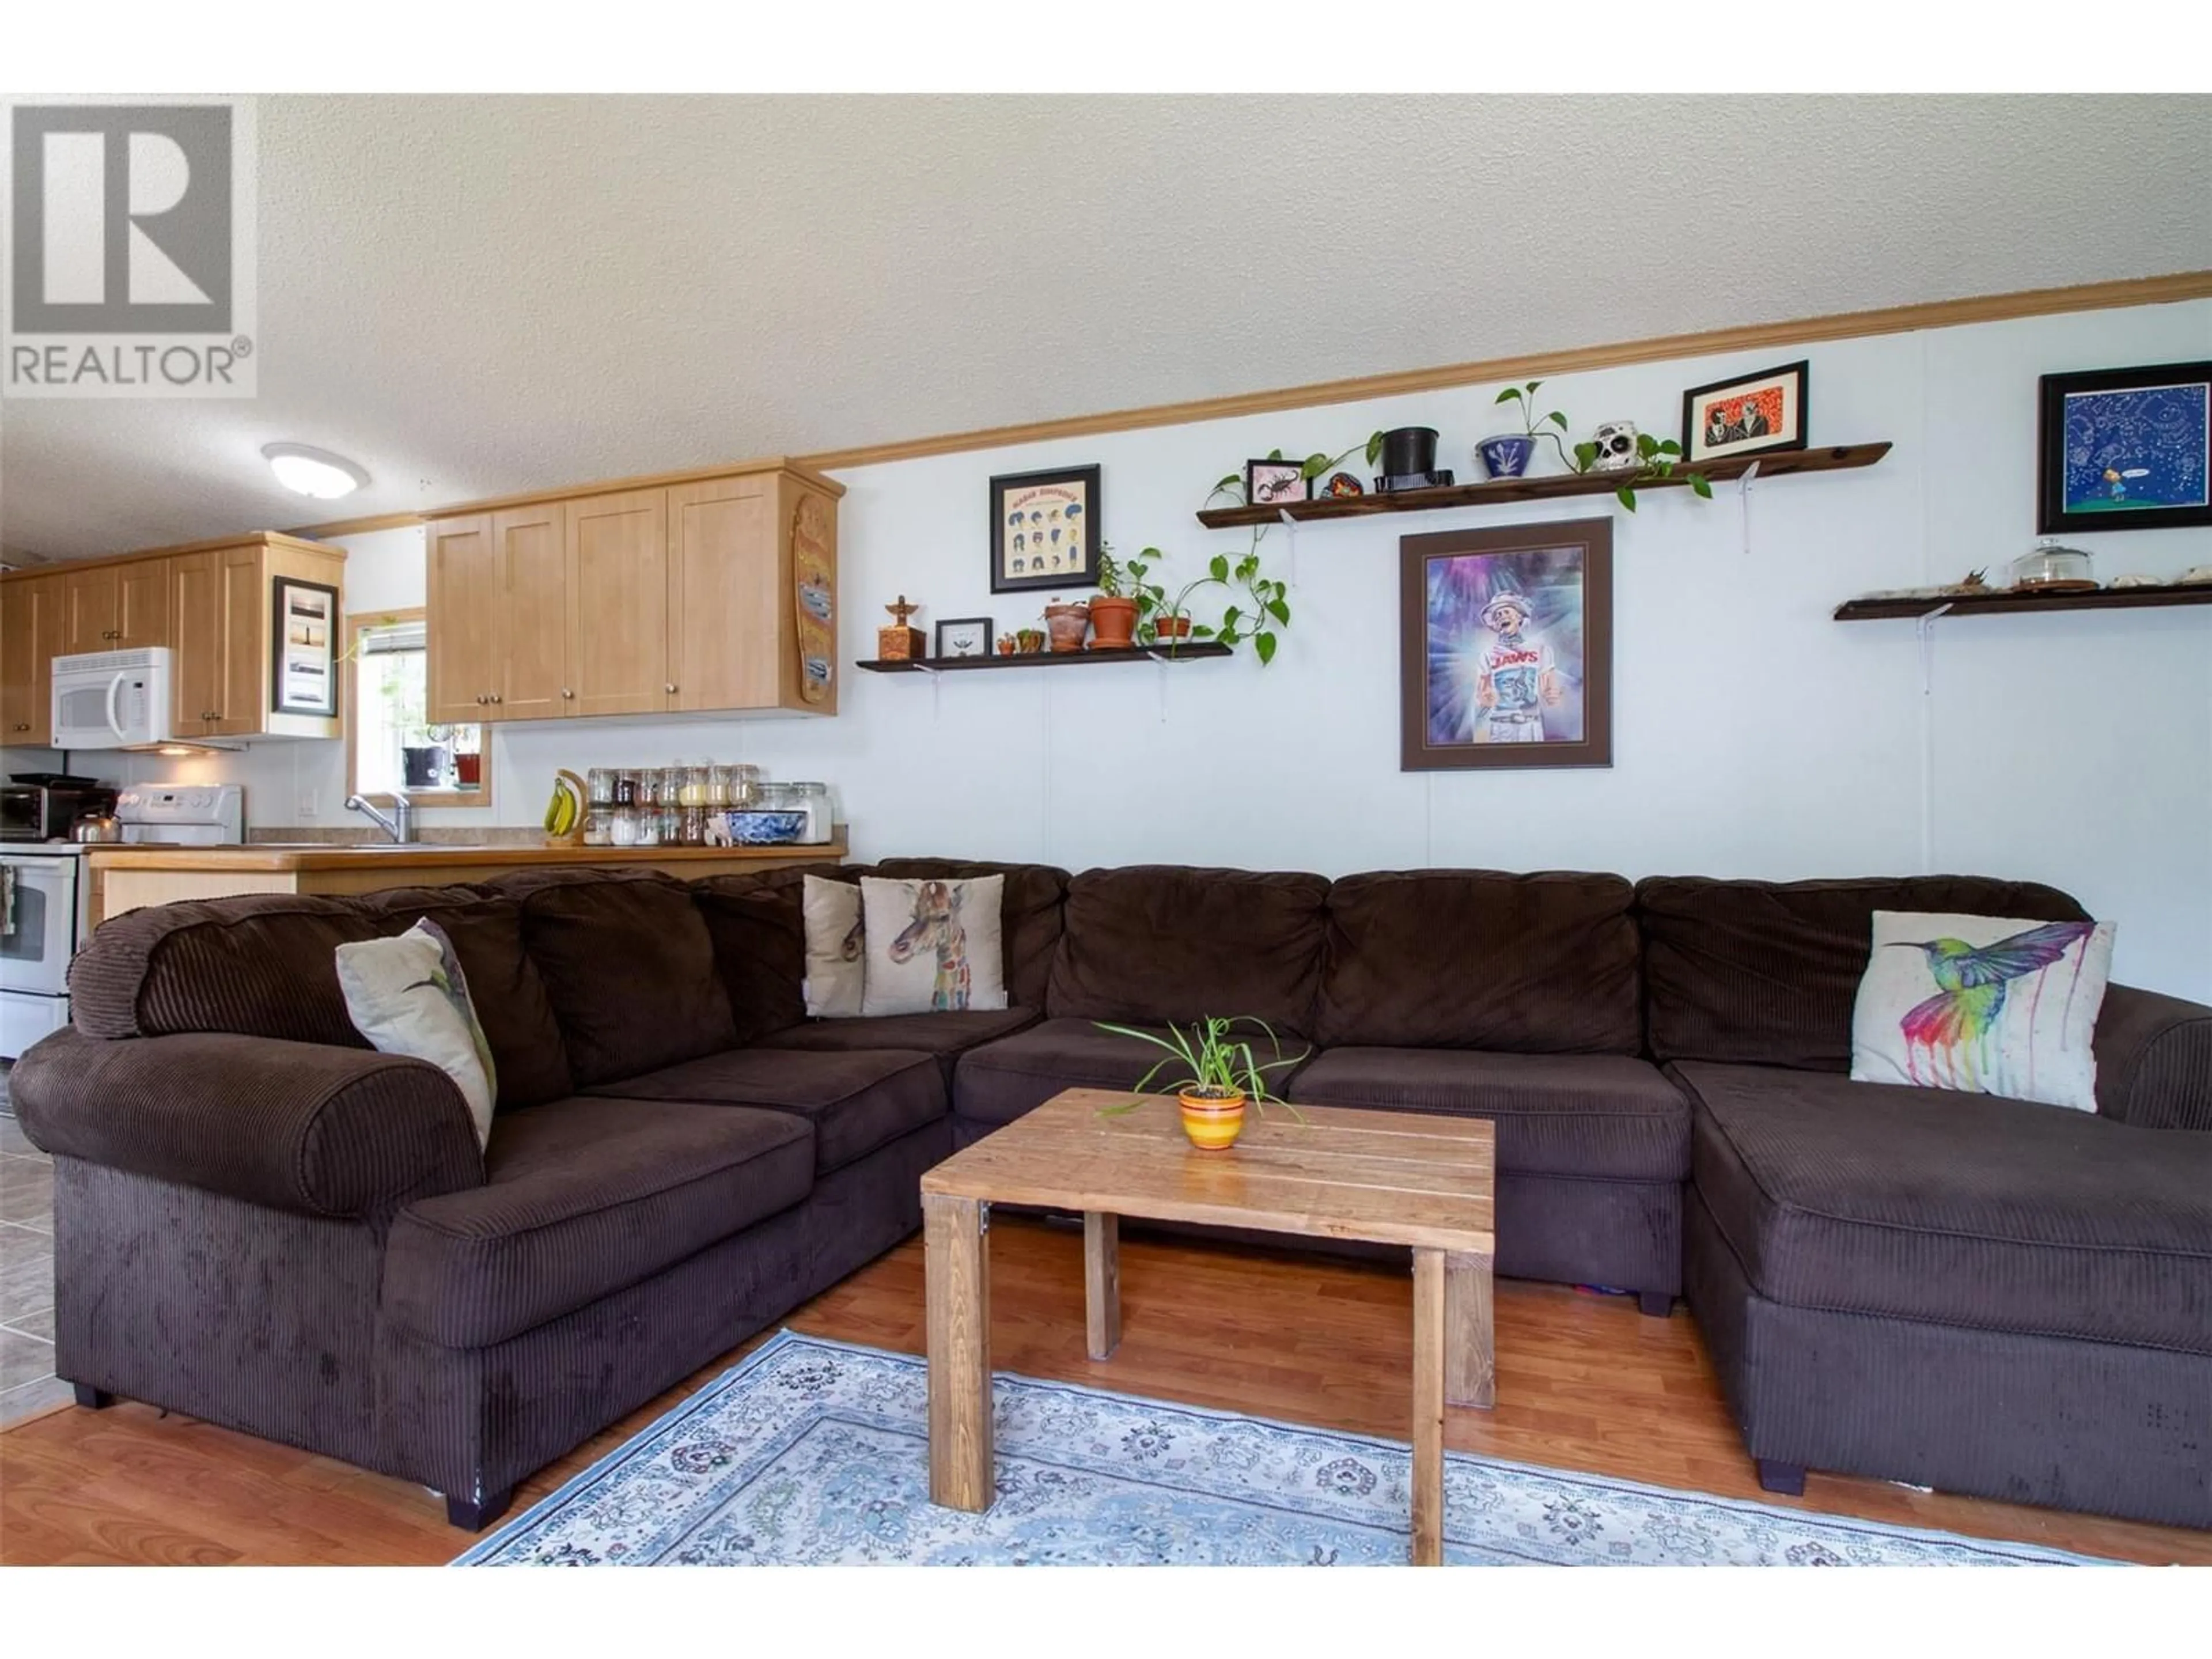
335, 918, 498, 1147
1851, 910, 2115, 1113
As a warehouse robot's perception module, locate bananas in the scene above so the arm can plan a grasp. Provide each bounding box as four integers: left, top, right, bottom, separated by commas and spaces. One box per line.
544, 769, 586, 839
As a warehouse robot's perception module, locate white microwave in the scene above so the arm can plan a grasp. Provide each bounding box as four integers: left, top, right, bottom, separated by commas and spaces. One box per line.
51, 647, 174, 749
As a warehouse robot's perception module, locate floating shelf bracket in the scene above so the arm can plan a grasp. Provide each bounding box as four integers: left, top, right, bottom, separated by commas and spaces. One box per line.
1916, 602, 1952, 698
1738, 460, 1761, 557
1278, 506, 1301, 585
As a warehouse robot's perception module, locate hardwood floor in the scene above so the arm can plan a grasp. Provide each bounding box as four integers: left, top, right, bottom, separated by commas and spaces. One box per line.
1, 1214, 2205, 1566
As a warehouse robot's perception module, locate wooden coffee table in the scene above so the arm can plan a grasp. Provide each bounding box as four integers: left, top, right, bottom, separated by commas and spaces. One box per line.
919, 1087, 1496, 1566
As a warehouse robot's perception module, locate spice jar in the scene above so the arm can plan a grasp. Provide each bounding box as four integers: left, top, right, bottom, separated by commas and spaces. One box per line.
787, 782, 832, 844
613, 769, 641, 806
608, 805, 639, 847
587, 767, 618, 807
581, 808, 611, 847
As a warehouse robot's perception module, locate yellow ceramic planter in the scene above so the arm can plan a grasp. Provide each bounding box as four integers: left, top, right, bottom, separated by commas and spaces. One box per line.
1178, 1088, 1248, 1150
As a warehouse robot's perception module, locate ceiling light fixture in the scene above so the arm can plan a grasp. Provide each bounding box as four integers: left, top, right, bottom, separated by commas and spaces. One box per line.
262, 442, 369, 500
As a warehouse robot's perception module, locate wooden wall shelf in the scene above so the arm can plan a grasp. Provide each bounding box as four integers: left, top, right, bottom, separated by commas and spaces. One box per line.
1194, 442, 1893, 529
857, 643, 1233, 674
1835, 584, 2212, 622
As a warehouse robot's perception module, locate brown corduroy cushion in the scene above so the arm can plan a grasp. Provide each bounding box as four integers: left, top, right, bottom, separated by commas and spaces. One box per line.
2092, 983, 2212, 1131
68, 887, 570, 1111
868, 858, 1070, 1009
690, 866, 858, 1045
1678, 1059, 2212, 1355
1046, 865, 1330, 1035
1317, 869, 1641, 1053
382, 1095, 812, 1348
10, 1025, 482, 1218
1636, 874, 2089, 1070
488, 869, 737, 1088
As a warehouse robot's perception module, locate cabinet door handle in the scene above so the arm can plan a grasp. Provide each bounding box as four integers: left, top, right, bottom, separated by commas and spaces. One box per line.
475, 694, 487, 705
489, 693, 502, 704
664, 683, 677, 694
562, 688, 574, 699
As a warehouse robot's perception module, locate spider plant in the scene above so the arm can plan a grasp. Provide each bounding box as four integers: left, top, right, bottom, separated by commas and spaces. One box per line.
1093, 1016, 1308, 1119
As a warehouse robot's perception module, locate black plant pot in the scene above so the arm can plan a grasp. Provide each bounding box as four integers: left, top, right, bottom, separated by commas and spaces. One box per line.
1378, 426, 1439, 478
401, 745, 448, 788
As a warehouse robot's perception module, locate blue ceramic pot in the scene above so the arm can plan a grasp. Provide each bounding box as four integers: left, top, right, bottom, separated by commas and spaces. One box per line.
721, 809, 806, 846
1477, 435, 1537, 479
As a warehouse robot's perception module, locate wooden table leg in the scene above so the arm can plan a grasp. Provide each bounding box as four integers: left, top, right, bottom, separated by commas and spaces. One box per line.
1410, 1246, 1446, 1566
1445, 1249, 1495, 1409
925, 1192, 993, 1511
1084, 1211, 1121, 1360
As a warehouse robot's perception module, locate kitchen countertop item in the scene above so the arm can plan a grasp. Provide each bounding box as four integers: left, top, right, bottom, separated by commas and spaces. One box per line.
86, 836, 846, 872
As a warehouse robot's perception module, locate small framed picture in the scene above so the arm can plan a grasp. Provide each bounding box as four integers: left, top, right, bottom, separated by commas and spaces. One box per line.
934, 617, 993, 660
1681, 361, 1809, 466
1244, 459, 1308, 507
991, 464, 1100, 593
270, 577, 340, 717
2037, 359, 2212, 534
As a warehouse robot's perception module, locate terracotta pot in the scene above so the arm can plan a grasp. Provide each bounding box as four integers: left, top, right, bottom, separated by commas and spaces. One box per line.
1151, 613, 1193, 641
1015, 628, 1045, 654
1088, 596, 1138, 650
1043, 601, 1090, 653
1177, 1087, 1247, 1151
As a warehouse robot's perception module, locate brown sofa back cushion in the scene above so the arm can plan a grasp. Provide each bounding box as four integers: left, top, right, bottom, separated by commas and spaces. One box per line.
1637, 874, 2090, 1070
484, 868, 737, 1088
1047, 865, 1331, 1036
690, 866, 845, 1045
69, 888, 572, 1109
1317, 869, 1641, 1053
869, 858, 1070, 1009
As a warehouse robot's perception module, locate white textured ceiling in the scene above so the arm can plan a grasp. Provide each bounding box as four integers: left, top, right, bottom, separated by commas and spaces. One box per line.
4, 93, 2209, 561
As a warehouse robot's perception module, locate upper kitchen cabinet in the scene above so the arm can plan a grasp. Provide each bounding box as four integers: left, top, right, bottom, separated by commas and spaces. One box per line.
422, 457, 841, 725
64, 556, 171, 653
0, 572, 66, 745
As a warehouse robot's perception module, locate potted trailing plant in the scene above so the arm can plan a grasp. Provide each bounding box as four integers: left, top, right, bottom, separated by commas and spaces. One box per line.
1090, 546, 1141, 650
1093, 1016, 1308, 1150
1206, 548, 1293, 665
1480, 381, 1577, 479
1042, 597, 1090, 653
1206, 433, 1385, 509
1573, 429, 1714, 512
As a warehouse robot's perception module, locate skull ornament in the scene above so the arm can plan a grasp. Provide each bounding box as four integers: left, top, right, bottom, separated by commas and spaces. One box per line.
1589, 421, 1640, 472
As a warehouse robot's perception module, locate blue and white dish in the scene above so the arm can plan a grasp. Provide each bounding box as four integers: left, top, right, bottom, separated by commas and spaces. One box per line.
722, 809, 805, 845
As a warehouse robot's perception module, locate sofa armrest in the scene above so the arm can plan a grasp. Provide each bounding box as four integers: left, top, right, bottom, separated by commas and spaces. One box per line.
2094, 983, 2212, 1131
9, 1026, 484, 1218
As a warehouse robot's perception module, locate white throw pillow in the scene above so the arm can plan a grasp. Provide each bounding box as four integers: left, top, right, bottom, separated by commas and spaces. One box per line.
1850, 910, 2115, 1113
801, 875, 866, 1018
335, 919, 498, 1147
858, 874, 1007, 1017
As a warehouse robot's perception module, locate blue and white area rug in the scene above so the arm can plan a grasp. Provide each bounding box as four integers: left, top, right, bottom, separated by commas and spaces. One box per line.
455, 1331, 2101, 1566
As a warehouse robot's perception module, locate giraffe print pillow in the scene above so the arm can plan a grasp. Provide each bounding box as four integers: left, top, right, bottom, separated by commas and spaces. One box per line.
1850, 910, 2115, 1113
858, 875, 1007, 1017
801, 876, 867, 1018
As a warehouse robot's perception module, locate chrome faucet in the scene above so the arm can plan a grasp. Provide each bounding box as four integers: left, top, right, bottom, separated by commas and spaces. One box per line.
343, 793, 415, 844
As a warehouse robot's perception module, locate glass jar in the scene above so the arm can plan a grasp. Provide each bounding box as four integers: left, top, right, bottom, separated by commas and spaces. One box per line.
682, 805, 709, 846
788, 782, 832, 844
608, 805, 639, 847
706, 764, 735, 807
630, 805, 661, 847
658, 767, 686, 806
581, 808, 611, 847
586, 767, 618, 807
659, 804, 685, 845
613, 768, 641, 806
2011, 537, 2097, 591
727, 764, 760, 808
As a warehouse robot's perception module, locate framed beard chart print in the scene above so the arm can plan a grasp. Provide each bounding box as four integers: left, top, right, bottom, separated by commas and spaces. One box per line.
1399, 518, 1613, 772
990, 464, 1101, 593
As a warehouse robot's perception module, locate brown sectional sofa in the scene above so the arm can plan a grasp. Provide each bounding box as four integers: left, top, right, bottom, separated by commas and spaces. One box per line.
13, 858, 2211, 1534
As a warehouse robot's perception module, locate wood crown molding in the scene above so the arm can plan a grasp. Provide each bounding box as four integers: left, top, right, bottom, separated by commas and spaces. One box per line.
410, 454, 846, 524
0, 529, 343, 582
261, 267, 2207, 540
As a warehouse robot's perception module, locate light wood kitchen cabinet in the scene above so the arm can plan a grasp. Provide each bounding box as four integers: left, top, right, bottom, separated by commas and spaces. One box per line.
0, 573, 65, 745
425, 515, 497, 725
169, 542, 268, 737
491, 504, 567, 722
422, 457, 840, 725
64, 558, 171, 654
565, 488, 668, 717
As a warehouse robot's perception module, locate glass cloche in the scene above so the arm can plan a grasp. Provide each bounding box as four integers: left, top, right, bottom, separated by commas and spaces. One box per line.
2010, 538, 2097, 592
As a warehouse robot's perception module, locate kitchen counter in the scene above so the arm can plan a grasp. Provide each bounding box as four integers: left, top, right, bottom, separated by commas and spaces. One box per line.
85, 835, 845, 926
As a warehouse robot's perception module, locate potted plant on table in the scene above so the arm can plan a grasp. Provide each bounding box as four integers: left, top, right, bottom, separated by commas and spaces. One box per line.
1042, 597, 1090, 653
1094, 1016, 1308, 1150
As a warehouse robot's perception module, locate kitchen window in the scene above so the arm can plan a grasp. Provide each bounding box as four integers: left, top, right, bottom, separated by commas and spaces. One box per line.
347, 609, 490, 807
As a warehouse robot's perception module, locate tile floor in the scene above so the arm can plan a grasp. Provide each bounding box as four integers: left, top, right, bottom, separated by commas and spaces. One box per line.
1, 1063, 70, 1426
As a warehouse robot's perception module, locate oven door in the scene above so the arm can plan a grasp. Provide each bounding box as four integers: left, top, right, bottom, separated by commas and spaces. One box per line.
0, 854, 79, 996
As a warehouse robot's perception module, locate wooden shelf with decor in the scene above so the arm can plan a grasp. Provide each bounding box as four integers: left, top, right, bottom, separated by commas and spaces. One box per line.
857, 643, 1232, 675
1834, 583, 2212, 622
1193, 442, 1893, 529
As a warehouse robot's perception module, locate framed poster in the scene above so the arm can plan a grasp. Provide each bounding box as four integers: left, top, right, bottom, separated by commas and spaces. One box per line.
991, 464, 1100, 593
271, 576, 340, 717
1680, 360, 1809, 467
2036, 359, 2212, 534
1399, 518, 1612, 771
934, 616, 993, 660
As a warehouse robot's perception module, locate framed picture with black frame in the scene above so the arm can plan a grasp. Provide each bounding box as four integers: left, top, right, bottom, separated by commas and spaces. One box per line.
1680, 361, 1809, 467
991, 464, 1100, 593
1399, 518, 1613, 772
271, 575, 340, 717
933, 617, 993, 660
2036, 359, 2212, 535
